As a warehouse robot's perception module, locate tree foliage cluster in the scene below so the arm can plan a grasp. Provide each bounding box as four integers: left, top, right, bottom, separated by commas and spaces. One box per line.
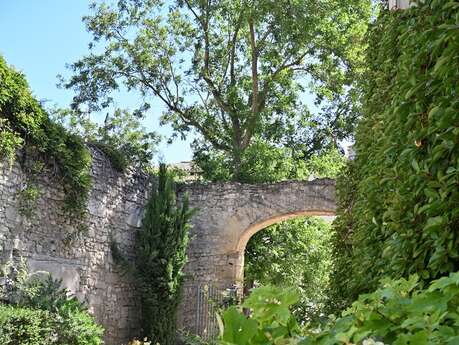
52, 108, 160, 172
195, 144, 345, 183
63, 0, 371, 180
219, 272, 459, 345
329, 0, 459, 311
245, 217, 333, 324
0, 56, 92, 214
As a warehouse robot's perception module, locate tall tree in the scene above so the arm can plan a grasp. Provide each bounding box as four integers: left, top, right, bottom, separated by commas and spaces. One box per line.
64, 0, 371, 180
137, 164, 194, 344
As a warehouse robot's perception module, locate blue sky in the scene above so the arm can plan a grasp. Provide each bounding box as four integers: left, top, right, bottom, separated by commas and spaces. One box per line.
0, 0, 193, 163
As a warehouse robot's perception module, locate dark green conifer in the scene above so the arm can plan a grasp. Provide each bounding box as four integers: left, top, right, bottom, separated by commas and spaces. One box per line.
119, 164, 194, 344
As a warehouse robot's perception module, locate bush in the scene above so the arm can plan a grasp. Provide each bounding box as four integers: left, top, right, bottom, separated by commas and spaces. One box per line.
219, 272, 459, 345
0, 305, 54, 345
52, 298, 104, 345
112, 164, 195, 345
0, 260, 104, 345
310, 273, 459, 345
0, 303, 103, 345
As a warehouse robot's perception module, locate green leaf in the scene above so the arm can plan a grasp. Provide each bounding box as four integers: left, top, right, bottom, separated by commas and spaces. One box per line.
423, 216, 445, 232
221, 307, 258, 345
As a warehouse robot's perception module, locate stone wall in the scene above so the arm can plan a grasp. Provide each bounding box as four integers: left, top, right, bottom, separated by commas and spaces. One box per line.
0, 149, 149, 345
176, 179, 335, 334
0, 150, 335, 342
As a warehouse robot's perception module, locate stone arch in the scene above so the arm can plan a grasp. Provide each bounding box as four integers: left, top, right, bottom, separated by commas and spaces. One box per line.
177, 179, 335, 333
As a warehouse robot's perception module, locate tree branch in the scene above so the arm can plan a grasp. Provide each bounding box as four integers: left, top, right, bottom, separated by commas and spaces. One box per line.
130, 67, 231, 152
241, 16, 259, 149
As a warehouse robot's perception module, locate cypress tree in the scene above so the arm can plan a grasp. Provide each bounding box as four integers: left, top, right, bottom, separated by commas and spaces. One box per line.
135, 164, 194, 344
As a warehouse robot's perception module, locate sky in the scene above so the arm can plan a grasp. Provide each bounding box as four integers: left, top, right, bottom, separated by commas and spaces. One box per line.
0, 0, 194, 163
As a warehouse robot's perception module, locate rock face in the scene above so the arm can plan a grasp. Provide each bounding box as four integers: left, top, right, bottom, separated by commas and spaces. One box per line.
0, 150, 335, 343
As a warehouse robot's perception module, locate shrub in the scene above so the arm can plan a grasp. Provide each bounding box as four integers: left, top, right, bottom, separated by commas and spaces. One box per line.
52, 298, 104, 345
309, 272, 459, 344
112, 164, 195, 345
219, 272, 459, 344
0, 260, 104, 345
0, 305, 54, 345
0, 303, 103, 345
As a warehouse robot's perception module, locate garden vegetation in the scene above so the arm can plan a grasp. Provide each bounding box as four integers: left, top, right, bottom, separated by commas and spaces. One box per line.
0, 56, 91, 215
329, 0, 459, 310
112, 164, 194, 345
1, 0, 458, 343
0, 260, 103, 345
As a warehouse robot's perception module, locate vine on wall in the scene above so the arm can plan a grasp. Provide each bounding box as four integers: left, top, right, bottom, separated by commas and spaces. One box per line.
0, 56, 92, 215
329, 0, 459, 310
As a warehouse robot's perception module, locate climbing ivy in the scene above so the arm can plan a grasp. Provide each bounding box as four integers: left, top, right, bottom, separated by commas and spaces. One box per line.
329, 0, 459, 311
0, 56, 92, 215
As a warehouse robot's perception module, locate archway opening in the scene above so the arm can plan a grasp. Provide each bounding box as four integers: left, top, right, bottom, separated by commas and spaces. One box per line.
242, 215, 334, 324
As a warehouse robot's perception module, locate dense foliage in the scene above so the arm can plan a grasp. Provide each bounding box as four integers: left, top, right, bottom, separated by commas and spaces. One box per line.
0, 260, 103, 345
219, 272, 459, 345
64, 0, 371, 180
136, 164, 194, 344
0, 56, 92, 214
329, 0, 459, 310
245, 217, 333, 323
52, 107, 160, 171
112, 164, 194, 344
196, 145, 345, 183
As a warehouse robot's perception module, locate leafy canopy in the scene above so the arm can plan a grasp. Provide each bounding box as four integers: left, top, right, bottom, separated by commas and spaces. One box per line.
64, 0, 371, 179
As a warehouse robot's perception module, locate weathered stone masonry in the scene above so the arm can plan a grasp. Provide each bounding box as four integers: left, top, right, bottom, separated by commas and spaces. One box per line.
0, 151, 335, 343
0, 150, 149, 345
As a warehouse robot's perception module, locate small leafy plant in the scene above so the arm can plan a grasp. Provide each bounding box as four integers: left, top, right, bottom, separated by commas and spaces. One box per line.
219, 272, 459, 345
0, 260, 104, 345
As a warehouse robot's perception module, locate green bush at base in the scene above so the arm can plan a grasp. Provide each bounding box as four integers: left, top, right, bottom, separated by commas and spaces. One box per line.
219, 272, 459, 345
0, 301, 103, 345
0, 302, 103, 345
0, 262, 104, 345
0, 305, 54, 345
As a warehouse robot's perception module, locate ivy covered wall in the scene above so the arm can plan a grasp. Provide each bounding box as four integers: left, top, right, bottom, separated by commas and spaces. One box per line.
0, 56, 92, 214
330, 0, 459, 309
